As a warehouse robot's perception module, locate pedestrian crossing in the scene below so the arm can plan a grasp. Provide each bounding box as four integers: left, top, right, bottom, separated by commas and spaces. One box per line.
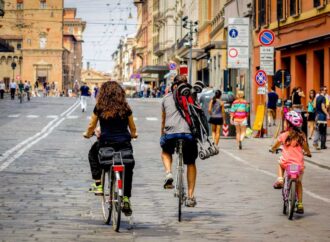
6, 114, 160, 121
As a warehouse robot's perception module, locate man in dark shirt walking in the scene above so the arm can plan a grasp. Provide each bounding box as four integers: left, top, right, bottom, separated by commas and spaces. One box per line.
315, 86, 329, 149
267, 86, 279, 126
80, 82, 90, 112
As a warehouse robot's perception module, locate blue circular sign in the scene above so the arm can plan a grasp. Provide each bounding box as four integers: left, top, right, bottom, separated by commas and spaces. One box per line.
169, 63, 177, 70
258, 30, 275, 46
229, 29, 238, 38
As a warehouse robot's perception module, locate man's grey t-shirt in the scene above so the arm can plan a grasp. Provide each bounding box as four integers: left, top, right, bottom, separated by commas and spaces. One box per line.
162, 93, 191, 134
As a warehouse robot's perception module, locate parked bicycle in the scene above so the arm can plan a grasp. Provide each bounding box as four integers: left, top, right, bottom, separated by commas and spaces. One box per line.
174, 139, 186, 222
98, 147, 132, 232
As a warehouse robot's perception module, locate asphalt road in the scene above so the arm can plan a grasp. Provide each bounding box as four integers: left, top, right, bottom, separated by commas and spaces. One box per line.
0, 96, 329, 242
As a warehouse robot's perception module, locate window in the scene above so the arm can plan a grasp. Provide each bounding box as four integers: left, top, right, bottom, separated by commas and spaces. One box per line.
39, 33, 47, 49
277, 0, 284, 20
17, 0, 23, 10
17, 43, 21, 50
258, 0, 266, 26
289, 0, 299, 16
314, 0, 326, 8
40, 0, 47, 9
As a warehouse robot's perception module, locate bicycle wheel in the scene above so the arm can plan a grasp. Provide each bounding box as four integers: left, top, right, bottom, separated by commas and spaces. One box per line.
288, 180, 296, 220
177, 152, 184, 222
101, 169, 112, 224
19, 94, 22, 103
111, 171, 121, 232
282, 179, 288, 215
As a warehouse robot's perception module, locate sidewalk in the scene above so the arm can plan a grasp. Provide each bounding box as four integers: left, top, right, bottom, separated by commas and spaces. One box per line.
251, 124, 330, 170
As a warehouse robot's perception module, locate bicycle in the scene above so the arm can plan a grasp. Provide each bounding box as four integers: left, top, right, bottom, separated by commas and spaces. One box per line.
174, 139, 186, 222
18, 91, 24, 103
271, 148, 310, 220
98, 147, 128, 232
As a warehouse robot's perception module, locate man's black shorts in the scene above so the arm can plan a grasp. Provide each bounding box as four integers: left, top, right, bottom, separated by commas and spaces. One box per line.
160, 135, 198, 165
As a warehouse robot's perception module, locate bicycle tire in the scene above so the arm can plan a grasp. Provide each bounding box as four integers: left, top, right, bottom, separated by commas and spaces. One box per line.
111, 171, 121, 232
177, 150, 184, 222
288, 180, 296, 220
282, 179, 288, 215
101, 169, 112, 224
20, 94, 22, 103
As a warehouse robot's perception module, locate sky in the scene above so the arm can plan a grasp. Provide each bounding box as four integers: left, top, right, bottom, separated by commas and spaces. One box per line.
65, 0, 137, 73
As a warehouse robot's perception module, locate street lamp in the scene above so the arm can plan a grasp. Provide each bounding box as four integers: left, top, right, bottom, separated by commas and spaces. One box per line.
11, 61, 16, 81
182, 16, 198, 84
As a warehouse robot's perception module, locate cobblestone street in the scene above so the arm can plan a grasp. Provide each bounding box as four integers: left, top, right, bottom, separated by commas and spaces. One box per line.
0, 97, 329, 241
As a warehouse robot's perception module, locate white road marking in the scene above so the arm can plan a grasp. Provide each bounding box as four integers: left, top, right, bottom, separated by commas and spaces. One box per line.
221, 149, 330, 204
67, 115, 78, 119
0, 101, 80, 172
8, 114, 20, 118
46, 115, 58, 119
26, 115, 39, 118
146, 117, 158, 121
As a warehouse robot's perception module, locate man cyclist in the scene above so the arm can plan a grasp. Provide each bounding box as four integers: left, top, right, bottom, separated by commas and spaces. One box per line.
160, 75, 198, 207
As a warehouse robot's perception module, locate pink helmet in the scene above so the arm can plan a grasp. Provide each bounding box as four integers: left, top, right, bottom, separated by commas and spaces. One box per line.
285, 111, 303, 128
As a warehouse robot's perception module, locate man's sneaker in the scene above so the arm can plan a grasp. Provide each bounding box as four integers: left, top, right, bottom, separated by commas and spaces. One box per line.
164, 172, 174, 189
122, 196, 132, 216
296, 202, 304, 214
89, 183, 103, 195
185, 197, 197, 207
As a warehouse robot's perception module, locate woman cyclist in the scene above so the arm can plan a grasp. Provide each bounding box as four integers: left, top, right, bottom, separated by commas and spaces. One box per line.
270, 110, 311, 214
208, 90, 226, 146
83, 81, 138, 216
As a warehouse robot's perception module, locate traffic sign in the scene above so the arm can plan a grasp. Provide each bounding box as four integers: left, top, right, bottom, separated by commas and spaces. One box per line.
229, 29, 238, 38
257, 86, 266, 95
227, 47, 249, 69
228, 48, 238, 58
255, 70, 267, 86
258, 30, 275, 46
260, 46, 274, 75
16, 75, 20, 80
222, 124, 229, 137
228, 25, 249, 47
274, 70, 291, 88
168, 62, 177, 70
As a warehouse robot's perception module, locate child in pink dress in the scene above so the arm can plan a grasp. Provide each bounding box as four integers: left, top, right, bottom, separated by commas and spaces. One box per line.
270, 111, 311, 214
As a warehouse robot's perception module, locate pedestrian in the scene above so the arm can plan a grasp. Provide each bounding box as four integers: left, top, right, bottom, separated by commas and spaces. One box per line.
10, 80, 16, 100
160, 74, 198, 207
146, 86, 151, 98
208, 90, 226, 146
314, 86, 329, 149
267, 86, 279, 126
307, 89, 316, 140
73, 80, 80, 98
0, 80, 5, 99
80, 82, 90, 112
230, 90, 250, 150
24, 80, 31, 101
270, 110, 311, 214
93, 83, 99, 99
43, 81, 47, 97
291, 87, 305, 110
83, 81, 138, 216
34, 81, 39, 97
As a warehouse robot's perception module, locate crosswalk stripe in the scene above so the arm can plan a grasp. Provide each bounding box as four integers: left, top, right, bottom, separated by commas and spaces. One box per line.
146, 117, 158, 121
67, 115, 78, 119
8, 114, 20, 118
46, 115, 58, 119
26, 115, 39, 118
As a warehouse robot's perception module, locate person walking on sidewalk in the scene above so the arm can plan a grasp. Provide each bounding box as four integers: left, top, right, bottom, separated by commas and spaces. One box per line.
230, 90, 250, 150
208, 90, 226, 146
307, 89, 316, 140
10, 80, 16, 100
314, 86, 330, 149
0, 80, 5, 99
80, 82, 90, 112
160, 75, 198, 207
83, 81, 138, 216
267, 86, 278, 126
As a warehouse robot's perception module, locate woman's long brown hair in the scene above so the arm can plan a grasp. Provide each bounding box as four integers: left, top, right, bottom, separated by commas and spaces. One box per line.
284, 123, 306, 147
96, 81, 131, 119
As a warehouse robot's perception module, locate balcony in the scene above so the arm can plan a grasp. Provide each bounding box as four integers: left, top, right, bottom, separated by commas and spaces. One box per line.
154, 42, 165, 57
177, 34, 189, 50
134, 0, 144, 5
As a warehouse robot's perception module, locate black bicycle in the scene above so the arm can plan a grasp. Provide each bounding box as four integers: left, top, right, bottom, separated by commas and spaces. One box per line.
98, 147, 126, 232
174, 139, 186, 222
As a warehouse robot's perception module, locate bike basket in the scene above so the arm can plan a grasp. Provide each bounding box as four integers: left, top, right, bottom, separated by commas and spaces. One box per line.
98, 147, 115, 165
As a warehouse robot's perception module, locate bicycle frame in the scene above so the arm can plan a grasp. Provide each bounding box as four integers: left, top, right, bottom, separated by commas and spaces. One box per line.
174, 139, 186, 222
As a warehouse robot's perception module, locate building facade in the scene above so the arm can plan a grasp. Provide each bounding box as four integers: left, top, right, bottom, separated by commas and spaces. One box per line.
0, 0, 85, 92
254, 1, 330, 109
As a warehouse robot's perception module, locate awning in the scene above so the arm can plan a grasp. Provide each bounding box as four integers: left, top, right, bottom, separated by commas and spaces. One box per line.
275, 33, 330, 51
140, 65, 169, 74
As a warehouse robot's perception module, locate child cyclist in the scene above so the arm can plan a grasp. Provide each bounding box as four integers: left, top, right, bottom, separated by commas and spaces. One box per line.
270, 110, 311, 214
